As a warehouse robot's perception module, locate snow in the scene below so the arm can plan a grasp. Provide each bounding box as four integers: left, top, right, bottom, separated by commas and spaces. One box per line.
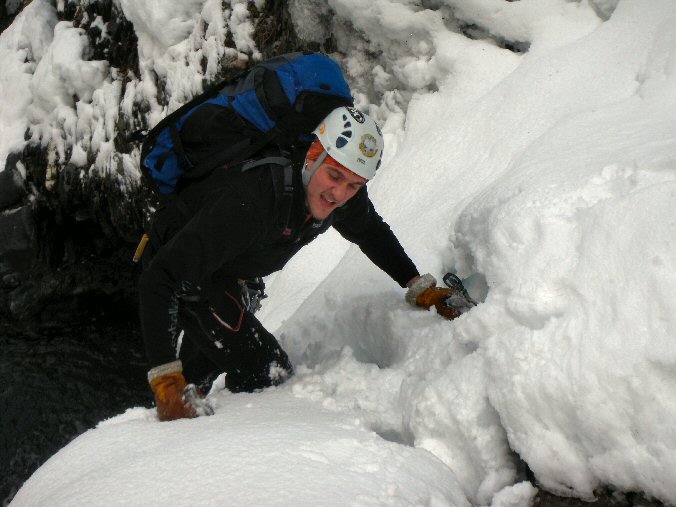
5, 0, 676, 506
29, 21, 112, 166
12, 392, 469, 506
0, 0, 57, 168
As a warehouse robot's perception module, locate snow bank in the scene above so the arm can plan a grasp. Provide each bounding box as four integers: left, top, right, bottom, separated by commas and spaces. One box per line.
274, 0, 676, 503
453, 3, 676, 499
12, 391, 469, 506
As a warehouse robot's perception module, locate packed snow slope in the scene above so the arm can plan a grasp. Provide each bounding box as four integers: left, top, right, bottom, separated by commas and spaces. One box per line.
9, 0, 676, 506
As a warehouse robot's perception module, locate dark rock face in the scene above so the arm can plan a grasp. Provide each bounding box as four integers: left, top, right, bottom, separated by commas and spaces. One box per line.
0, 139, 147, 330
252, 0, 329, 57
0, 313, 153, 504
0, 0, 29, 34
0, 0, 147, 331
1, 2, 163, 498
0, 154, 33, 281
0, 156, 26, 209
0, 205, 35, 276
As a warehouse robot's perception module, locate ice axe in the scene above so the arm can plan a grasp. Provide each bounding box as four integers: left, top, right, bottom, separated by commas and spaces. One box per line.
441, 272, 478, 316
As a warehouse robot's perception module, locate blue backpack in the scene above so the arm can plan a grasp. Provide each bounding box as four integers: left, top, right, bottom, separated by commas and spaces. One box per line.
140, 52, 353, 198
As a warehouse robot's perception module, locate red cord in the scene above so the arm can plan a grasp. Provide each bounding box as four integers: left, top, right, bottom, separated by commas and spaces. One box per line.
209, 290, 244, 332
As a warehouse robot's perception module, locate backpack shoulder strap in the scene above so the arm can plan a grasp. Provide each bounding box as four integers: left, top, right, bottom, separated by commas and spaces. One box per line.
241, 156, 292, 172
241, 156, 295, 234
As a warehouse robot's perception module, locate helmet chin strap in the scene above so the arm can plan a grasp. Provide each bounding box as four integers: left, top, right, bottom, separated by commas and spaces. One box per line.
302, 149, 328, 190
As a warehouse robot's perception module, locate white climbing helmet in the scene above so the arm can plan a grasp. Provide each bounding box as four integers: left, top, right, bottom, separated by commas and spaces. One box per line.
313, 106, 384, 180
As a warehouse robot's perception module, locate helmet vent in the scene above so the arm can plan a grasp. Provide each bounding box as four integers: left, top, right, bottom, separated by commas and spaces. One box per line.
335, 137, 348, 148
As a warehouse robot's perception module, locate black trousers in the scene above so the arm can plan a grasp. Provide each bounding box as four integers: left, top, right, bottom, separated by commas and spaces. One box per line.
176, 280, 293, 393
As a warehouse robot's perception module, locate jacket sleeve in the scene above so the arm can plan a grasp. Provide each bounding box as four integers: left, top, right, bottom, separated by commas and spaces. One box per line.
138, 186, 264, 367
332, 187, 419, 288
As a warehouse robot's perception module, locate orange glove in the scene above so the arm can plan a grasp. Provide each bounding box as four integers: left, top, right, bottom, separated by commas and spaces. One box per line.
148, 360, 215, 421
150, 371, 198, 422
406, 273, 465, 320
415, 286, 462, 320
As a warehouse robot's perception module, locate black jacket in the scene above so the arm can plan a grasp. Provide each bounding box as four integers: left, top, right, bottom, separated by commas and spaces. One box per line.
139, 155, 419, 367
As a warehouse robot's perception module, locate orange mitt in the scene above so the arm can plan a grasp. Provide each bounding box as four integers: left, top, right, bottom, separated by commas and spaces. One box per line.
150, 370, 198, 422
405, 273, 467, 320
148, 360, 214, 421
415, 286, 463, 320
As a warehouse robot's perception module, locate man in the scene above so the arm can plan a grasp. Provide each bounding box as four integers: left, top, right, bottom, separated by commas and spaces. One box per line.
139, 106, 456, 421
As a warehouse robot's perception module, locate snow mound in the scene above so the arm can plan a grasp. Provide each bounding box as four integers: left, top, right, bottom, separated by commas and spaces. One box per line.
11, 391, 468, 507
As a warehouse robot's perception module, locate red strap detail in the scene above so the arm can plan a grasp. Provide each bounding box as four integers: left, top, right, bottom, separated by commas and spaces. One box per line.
209, 290, 244, 332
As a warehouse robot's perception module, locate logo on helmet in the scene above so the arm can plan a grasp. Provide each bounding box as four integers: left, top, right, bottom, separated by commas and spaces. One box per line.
359, 134, 379, 158
346, 107, 365, 123
318, 121, 326, 135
